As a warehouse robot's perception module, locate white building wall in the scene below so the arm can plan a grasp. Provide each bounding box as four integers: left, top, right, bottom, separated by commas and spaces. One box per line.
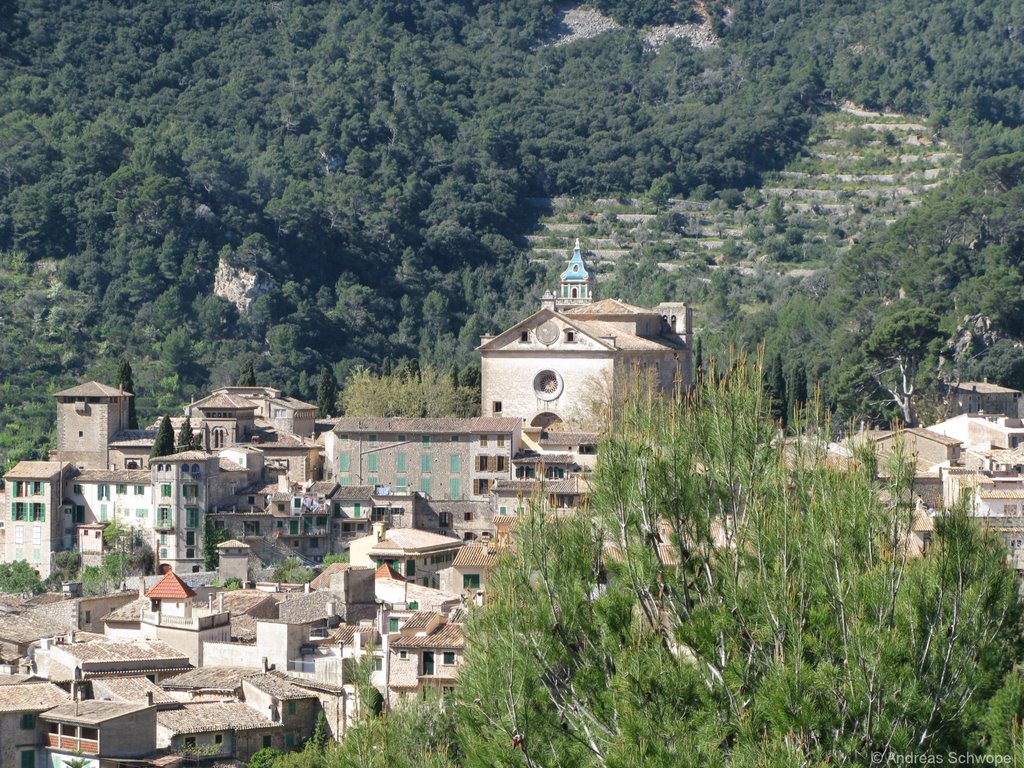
481, 351, 614, 426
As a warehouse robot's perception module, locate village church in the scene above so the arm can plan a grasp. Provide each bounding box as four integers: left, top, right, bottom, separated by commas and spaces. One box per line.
478, 240, 693, 430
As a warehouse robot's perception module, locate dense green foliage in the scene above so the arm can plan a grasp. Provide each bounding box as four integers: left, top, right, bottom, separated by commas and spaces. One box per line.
701, 152, 1024, 426
0, 560, 44, 595
3, 0, 1024, 464
453, 364, 1024, 765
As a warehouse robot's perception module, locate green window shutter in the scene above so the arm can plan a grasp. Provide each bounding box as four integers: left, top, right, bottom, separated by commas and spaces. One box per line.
20, 713, 34, 729
420, 477, 432, 496
450, 455, 460, 473
388, 618, 399, 632
396, 453, 407, 472
406, 559, 415, 576
450, 478, 460, 499
463, 574, 481, 589
21, 749, 34, 768
421, 435, 430, 446
161, 484, 171, 497
421, 454, 431, 473
353, 503, 362, 518
367, 454, 378, 472
396, 476, 407, 492
339, 453, 350, 472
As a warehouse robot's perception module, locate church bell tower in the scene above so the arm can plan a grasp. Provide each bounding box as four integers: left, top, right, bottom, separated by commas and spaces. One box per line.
555, 239, 595, 311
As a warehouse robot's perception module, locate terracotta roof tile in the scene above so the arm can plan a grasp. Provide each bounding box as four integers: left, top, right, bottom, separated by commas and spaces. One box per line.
332, 416, 520, 435
43, 701, 148, 724
391, 623, 464, 650
146, 571, 197, 600
54, 381, 131, 398
160, 667, 253, 692
0, 681, 70, 712
452, 545, 497, 569
157, 701, 277, 734
245, 672, 316, 700
375, 563, 403, 580
91, 676, 177, 705
3, 461, 66, 479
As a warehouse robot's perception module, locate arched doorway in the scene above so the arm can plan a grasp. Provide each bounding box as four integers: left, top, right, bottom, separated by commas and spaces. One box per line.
530, 412, 563, 429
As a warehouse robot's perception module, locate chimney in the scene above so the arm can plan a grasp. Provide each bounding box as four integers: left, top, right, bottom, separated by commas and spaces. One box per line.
372, 521, 386, 543
326, 601, 336, 617
146, 691, 154, 706
208, 594, 213, 610
67, 630, 75, 645
540, 290, 556, 312
218, 592, 224, 613
262, 656, 269, 672
277, 475, 290, 493
304, 582, 311, 593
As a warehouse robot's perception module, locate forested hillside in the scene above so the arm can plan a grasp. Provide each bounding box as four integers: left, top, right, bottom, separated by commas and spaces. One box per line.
2, 0, 1024, 465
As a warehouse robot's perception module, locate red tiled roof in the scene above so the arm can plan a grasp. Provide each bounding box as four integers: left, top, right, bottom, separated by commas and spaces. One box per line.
374, 563, 403, 580
145, 571, 197, 600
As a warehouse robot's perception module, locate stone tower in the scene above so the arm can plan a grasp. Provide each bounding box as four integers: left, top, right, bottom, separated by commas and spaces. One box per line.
54, 381, 133, 470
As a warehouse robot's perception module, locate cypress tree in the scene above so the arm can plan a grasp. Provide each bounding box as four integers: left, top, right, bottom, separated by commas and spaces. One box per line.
237, 360, 256, 387
693, 336, 703, 383
176, 419, 195, 452
789, 360, 808, 411
115, 356, 139, 430
316, 367, 338, 418
151, 415, 175, 458
765, 350, 788, 425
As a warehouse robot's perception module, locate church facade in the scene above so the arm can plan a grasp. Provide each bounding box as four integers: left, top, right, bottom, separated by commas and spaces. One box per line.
478, 240, 693, 430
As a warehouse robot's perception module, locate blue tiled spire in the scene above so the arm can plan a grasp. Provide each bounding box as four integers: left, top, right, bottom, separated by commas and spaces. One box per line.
560, 238, 592, 282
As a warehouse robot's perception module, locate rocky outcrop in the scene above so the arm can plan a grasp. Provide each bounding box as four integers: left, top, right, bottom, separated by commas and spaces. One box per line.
550, 6, 621, 47
214, 259, 273, 315
643, 21, 718, 50
942, 314, 1003, 367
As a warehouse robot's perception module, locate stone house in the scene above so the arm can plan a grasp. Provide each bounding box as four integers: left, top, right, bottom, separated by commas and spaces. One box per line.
34, 635, 193, 684
42, 700, 157, 766
439, 543, 497, 600
0, 680, 70, 768
156, 701, 280, 762
948, 381, 1023, 418
349, 525, 463, 588
323, 416, 522, 501
387, 615, 464, 707
2, 461, 76, 578
241, 673, 321, 751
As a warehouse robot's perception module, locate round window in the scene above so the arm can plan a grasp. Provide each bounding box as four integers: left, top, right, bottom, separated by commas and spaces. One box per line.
533, 370, 562, 401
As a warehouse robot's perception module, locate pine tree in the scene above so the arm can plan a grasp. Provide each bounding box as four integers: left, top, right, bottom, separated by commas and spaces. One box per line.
176, 419, 195, 452
115, 356, 139, 430
237, 360, 256, 387
316, 367, 338, 418
150, 415, 174, 458
456, 360, 1024, 765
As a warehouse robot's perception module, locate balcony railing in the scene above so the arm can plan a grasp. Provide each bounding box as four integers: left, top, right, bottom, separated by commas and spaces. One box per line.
48, 734, 99, 754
